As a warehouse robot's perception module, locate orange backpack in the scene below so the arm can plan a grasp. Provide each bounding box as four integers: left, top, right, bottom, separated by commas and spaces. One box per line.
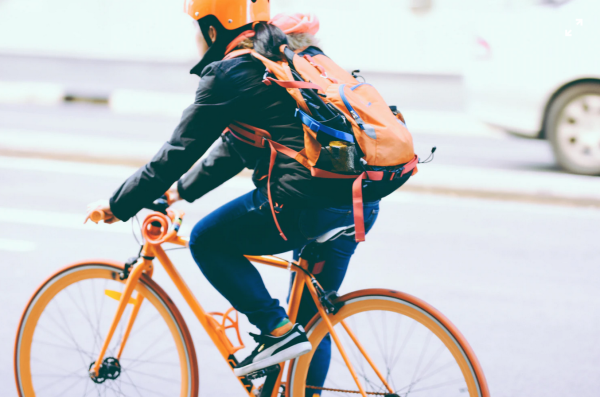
225, 46, 418, 242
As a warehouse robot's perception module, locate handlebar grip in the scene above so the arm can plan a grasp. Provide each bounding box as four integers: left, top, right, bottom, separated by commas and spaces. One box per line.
89, 210, 105, 224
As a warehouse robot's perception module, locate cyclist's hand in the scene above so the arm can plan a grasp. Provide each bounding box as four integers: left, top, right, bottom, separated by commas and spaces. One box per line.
84, 199, 120, 224
165, 182, 181, 206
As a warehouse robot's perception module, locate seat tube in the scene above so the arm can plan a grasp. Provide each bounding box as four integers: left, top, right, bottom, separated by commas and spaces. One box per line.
287, 258, 308, 324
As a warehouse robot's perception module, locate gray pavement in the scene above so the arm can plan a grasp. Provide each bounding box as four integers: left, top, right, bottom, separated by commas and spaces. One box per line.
1, 157, 599, 396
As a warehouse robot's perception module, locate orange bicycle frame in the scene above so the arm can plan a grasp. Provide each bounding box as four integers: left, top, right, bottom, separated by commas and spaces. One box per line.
91, 210, 385, 397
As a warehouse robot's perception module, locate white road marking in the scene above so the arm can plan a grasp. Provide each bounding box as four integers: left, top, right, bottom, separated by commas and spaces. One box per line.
0, 238, 36, 252
0, 206, 194, 237
0, 81, 64, 106
0, 207, 130, 234
0, 129, 160, 163
0, 156, 137, 178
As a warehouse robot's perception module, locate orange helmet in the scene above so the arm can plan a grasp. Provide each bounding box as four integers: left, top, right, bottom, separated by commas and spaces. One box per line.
184, 0, 270, 31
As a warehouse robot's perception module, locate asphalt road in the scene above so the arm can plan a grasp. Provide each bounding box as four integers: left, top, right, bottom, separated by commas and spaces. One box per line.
1, 153, 599, 396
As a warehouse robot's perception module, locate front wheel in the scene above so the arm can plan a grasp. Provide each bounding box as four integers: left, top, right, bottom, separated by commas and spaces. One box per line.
288, 289, 489, 397
14, 261, 199, 397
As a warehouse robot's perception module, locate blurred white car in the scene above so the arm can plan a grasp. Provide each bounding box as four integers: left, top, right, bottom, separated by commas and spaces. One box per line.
465, 0, 600, 175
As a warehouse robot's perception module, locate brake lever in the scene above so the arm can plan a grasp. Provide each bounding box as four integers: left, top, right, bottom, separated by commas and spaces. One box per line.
145, 195, 169, 214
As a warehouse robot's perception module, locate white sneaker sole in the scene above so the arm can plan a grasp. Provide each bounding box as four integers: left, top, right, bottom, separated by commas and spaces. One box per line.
233, 341, 312, 377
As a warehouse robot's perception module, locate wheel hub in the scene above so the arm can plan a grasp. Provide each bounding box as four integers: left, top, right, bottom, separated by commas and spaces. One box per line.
558, 94, 600, 167
88, 357, 121, 384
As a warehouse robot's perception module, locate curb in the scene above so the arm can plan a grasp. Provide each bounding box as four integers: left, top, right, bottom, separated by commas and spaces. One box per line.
0, 141, 598, 209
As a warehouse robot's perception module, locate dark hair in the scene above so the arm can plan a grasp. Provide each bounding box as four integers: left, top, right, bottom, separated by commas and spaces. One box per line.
251, 22, 288, 60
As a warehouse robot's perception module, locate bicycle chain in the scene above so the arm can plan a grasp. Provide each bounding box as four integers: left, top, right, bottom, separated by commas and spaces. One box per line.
306, 385, 394, 395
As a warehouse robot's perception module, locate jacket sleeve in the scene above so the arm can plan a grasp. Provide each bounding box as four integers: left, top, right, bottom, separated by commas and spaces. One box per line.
109, 63, 242, 221
177, 131, 268, 202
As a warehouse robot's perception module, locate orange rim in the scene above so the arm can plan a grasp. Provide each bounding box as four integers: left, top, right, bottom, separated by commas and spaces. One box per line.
14, 260, 198, 397
287, 288, 489, 397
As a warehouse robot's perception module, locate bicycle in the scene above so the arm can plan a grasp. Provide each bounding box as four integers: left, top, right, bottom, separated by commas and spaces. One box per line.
14, 198, 490, 397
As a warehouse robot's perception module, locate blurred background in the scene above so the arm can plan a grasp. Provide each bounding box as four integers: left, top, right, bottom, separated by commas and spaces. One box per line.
1, 0, 598, 396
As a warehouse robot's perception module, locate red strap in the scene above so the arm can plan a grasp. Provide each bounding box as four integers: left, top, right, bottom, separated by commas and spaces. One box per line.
400, 155, 419, 177
224, 31, 255, 56
312, 261, 326, 275
263, 77, 323, 91
311, 167, 384, 181
269, 140, 301, 159
223, 49, 253, 61
352, 173, 366, 242
303, 54, 339, 84
229, 125, 264, 148
266, 141, 288, 241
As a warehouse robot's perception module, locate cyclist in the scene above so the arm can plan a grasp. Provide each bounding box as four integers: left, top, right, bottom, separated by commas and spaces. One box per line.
86, 0, 405, 388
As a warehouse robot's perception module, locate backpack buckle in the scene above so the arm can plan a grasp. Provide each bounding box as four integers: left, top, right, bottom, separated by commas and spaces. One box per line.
309, 121, 320, 132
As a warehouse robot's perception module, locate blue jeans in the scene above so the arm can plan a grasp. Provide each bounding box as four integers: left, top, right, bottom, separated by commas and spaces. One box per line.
189, 189, 379, 389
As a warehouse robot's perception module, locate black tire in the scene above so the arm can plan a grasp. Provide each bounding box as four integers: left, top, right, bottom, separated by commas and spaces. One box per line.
546, 83, 600, 176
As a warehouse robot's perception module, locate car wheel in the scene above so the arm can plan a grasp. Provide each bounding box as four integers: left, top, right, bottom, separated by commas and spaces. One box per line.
546, 83, 600, 176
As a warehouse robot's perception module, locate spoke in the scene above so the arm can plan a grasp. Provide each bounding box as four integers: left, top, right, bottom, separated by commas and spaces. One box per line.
47, 299, 93, 366
406, 332, 432, 394
51, 376, 88, 397
121, 330, 171, 369
120, 357, 180, 367
401, 378, 464, 395
108, 306, 128, 357
414, 343, 445, 382
127, 312, 161, 338
122, 367, 180, 384
32, 340, 94, 359
35, 322, 80, 350
34, 366, 86, 395
118, 377, 176, 397
83, 374, 91, 397
69, 282, 102, 353
121, 371, 144, 397
395, 361, 457, 393
388, 320, 417, 375
387, 311, 403, 391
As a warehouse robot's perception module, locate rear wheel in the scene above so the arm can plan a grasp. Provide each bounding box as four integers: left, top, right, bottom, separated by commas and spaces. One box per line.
547, 83, 600, 175
288, 289, 489, 397
14, 261, 198, 397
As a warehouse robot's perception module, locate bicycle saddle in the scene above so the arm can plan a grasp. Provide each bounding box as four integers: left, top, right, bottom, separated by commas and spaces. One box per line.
315, 225, 355, 243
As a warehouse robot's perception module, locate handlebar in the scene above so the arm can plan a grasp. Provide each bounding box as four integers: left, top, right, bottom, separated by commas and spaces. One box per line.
87, 196, 185, 245
88, 209, 105, 224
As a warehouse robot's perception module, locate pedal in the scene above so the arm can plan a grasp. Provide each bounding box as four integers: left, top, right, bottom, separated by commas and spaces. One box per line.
245, 364, 280, 381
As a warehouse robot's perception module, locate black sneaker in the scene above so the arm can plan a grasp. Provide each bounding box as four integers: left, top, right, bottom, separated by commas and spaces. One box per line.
234, 323, 312, 377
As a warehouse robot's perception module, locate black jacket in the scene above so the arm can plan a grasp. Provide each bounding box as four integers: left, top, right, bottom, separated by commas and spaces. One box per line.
110, 49, 404, 221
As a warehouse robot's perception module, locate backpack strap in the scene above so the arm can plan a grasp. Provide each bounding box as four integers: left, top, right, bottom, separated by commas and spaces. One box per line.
311, 155, 418, 242
262, 136, 419, 243
223, 49, 253, 60
227, 121, 272, 148
263, 77, 324, 91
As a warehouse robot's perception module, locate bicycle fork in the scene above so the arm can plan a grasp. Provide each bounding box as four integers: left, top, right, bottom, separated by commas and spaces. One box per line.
90, 255, 153, 378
